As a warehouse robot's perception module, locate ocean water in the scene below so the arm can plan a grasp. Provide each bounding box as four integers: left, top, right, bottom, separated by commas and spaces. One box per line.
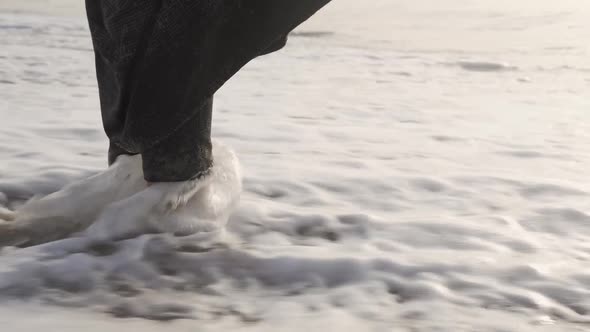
1, 1, 590, 331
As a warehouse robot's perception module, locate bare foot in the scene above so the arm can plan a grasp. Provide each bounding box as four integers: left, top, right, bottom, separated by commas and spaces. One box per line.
86, 141, 242, 242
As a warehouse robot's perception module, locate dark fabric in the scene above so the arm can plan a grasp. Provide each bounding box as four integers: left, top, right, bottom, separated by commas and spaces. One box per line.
141, 97, 213, 182
107, 141, 137, 166
86, 0, 331, 181
108, 97, 213, 182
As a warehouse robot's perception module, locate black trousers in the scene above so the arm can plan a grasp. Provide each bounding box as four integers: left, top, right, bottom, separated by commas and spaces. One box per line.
86, 0, 331, 182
